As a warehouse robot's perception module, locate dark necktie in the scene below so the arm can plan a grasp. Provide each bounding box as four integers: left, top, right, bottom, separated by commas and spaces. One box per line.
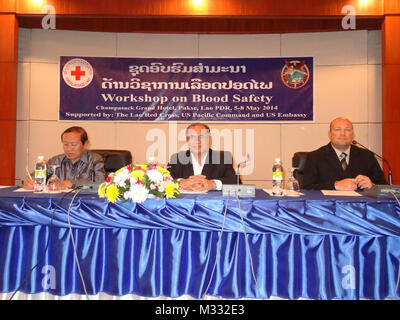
340, 152, 347, 171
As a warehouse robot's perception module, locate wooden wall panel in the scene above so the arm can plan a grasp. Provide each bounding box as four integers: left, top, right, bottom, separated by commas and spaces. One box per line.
18, 16, 383, 34
382, 16, 400, 64
0, 62, 17, 121
0, 121, 16, 182
382, 122, 400, 184
382, 64, 400, 122
0, 14, 17, 185
382, 15, 400, 185
0, 0, 15, 13
384, 0, 400, 14
14, 0, 384, 16
0, 14, 17, 61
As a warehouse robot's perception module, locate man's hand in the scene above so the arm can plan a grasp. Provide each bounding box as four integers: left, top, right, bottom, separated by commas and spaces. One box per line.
179, 175, 216, 192
355, 175, 373, 189
334, 178, 357, 191
179, 177, 195, 190
23, 177, 35, 190
60, 180, 73, 189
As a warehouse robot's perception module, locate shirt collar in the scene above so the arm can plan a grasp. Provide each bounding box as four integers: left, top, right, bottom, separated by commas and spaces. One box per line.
331, 144, 351, 160
190, 151, 208, 167
62, 149, 89, 165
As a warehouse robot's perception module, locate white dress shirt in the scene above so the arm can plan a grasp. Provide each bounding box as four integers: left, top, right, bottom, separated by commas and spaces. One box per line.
190, 152, 223, 190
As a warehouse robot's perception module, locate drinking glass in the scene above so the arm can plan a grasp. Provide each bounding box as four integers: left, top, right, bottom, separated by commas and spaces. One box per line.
286, 167, 300, 195
47, 164, 62, 193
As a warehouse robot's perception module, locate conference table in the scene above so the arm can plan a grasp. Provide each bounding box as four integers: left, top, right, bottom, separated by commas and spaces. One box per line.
0, 186, 399, 300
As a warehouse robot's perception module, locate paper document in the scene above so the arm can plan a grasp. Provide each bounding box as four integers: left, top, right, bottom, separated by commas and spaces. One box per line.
263, 189, 304, 197
179, 189, 208, 194
321, 190, 362, 196
13, 188, 74, 193
13, 188, 34, 192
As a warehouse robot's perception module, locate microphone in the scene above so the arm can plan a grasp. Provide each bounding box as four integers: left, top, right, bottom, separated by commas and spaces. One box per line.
89, 169, 95, 182
352, 140, 392, 185
236, 154, 250, 185
148, 156, 157, 165
222, 153, 255, 197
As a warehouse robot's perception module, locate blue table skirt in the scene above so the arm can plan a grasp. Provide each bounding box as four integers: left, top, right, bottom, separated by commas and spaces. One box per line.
0, 187, 399, 299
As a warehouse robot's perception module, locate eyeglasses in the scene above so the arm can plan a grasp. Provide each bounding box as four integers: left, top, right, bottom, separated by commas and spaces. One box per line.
187, 134, 209, 141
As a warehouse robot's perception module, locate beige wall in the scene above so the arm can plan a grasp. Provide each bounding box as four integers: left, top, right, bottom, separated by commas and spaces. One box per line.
16, 29, 382, 188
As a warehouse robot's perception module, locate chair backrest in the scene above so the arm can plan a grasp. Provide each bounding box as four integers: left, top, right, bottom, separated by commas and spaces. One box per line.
91, 149, 133, 176
292, 152, 309, 189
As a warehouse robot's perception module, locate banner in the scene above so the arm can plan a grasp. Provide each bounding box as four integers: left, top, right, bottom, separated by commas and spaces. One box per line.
60, 56, 313, 122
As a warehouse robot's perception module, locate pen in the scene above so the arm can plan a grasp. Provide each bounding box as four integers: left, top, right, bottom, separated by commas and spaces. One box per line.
25, 168, 34, 181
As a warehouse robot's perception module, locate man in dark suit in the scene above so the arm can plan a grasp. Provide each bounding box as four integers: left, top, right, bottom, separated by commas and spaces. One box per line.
303, 117, 387, 190
168, 123, 238, 191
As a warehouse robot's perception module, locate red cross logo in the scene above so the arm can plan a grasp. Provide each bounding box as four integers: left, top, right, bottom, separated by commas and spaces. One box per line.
63, 58, 93, 88
71, 66, 86, 81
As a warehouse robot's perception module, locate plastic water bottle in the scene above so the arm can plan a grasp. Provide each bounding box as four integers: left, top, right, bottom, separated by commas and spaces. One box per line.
34, 156, 47, 192
272, 158, 284, 196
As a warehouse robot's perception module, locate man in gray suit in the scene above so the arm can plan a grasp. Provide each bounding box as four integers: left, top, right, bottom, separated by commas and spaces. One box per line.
303, 117, 387, 190
24, 126, 105, 190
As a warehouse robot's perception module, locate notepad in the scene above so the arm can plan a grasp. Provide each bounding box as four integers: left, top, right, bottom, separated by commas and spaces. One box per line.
321, 190, 362, 196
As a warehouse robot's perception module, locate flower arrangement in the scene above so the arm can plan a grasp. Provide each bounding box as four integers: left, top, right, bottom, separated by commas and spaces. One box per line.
98, 163, 179, 204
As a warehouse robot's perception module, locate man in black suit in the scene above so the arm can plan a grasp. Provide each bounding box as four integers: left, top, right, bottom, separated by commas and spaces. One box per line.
303, 117, 387, 190
168, 123, 237, 191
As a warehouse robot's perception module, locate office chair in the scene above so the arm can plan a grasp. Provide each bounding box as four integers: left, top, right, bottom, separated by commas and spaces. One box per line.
91, 149, 133, 176
292, 152, 309, 189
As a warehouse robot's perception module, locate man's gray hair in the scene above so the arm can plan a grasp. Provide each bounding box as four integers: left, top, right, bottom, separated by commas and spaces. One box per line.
185, 123, 211, 136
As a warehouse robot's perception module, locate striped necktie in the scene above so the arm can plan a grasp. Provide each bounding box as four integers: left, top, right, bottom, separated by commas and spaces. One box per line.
340, 152, 347, 171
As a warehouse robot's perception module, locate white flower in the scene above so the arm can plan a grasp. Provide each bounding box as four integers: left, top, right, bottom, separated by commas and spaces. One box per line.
130, 184, 149, 203
113, 171, 130, 186
147, 169, 164, 183
117, 180, 127, 188
123, 191, 131, 200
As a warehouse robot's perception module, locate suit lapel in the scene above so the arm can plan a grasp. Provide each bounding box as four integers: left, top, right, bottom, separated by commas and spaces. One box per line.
347, 145, 359, 174
183, 150, 194, 178
201, 149, 213, 177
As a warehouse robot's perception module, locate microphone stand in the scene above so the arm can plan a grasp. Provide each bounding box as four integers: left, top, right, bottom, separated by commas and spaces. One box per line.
222, 155, 255, 198
236, 163, 241, 186
236, 155, 249, 186
352, 140, 392, 185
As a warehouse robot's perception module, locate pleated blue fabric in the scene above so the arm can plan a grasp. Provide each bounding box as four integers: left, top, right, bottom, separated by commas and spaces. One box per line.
0, 187, 399, 299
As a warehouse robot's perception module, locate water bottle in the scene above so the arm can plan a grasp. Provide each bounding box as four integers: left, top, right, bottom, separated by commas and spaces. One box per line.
34, 156, 47, 192
272, 158, 284, 196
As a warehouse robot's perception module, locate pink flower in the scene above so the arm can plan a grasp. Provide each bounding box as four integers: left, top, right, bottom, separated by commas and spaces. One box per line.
149, 164, 157, 170
126, 164, 132, 171
136, 180, 144, 185
105, 176, 112, 183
